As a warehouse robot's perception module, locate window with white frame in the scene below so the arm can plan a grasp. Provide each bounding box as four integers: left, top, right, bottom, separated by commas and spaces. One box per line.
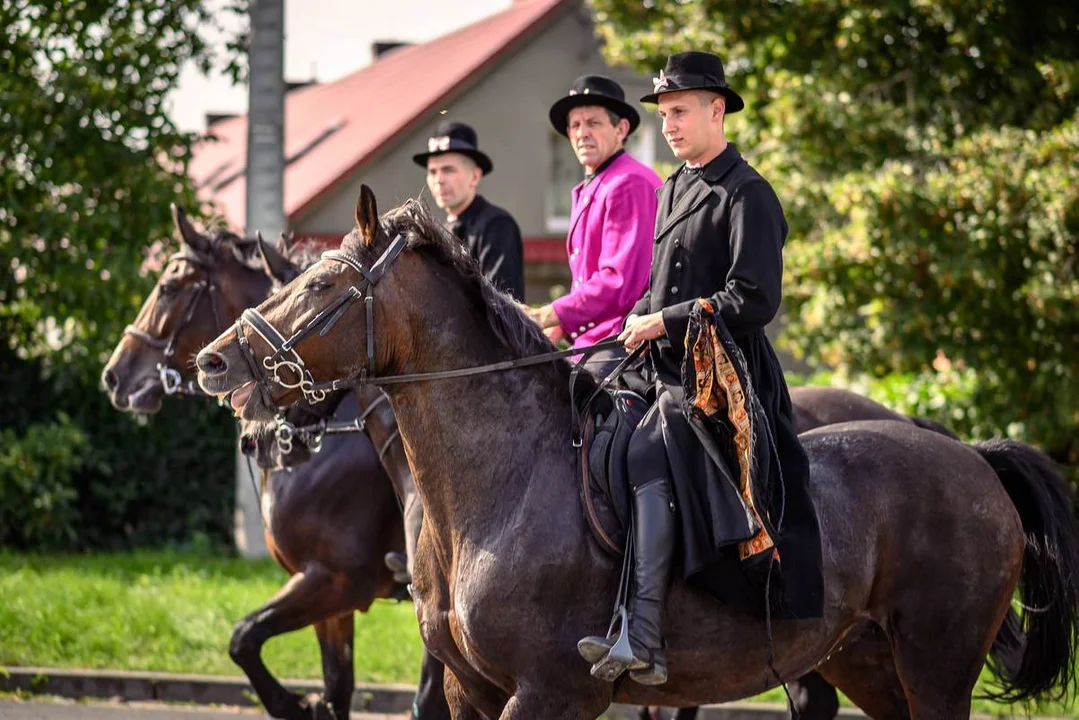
545, 120, 657, 233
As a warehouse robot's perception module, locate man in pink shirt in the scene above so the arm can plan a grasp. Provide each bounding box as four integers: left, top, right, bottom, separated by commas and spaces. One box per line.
527, 75, 662, 376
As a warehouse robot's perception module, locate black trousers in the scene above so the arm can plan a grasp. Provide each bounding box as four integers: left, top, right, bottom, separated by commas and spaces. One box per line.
627, 398, 670, 490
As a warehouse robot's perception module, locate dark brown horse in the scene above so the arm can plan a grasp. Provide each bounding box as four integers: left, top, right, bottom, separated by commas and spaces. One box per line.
196, 187, 1079, 720
252, 228, 968, 720
101, 208, 448, 720
248, 236, 706, 720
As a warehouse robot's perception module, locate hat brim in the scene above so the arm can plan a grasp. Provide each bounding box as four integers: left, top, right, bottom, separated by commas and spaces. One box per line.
412, 149, 493, 175
548, 94, 641, 137
640, 85, 744, 113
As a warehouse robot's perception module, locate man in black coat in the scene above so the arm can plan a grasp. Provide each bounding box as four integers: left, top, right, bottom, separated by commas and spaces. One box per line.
414, 120, 525, 301
386, 122, 526, 586
578, 52, 824, 686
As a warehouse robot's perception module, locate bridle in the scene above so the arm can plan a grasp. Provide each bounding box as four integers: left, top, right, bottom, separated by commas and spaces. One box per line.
273, 391, 400, 460
234, 233, 409, 407
123, 252, 222, 397
231, 230, 625, 410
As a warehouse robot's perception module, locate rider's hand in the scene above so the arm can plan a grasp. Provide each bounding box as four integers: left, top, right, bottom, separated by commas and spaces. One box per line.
545, 325, 566, 343
618, 312, 666, 351
524, 303, 559, 330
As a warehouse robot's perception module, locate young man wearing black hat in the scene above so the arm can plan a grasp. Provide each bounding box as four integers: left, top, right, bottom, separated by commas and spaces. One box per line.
578, 52, 824, 686
525, 75, 660, 375
413, 120, 525, 301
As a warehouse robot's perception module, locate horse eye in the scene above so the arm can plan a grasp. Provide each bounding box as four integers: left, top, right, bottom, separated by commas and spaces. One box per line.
160, 281, 179, 296
305, 277, 331, 292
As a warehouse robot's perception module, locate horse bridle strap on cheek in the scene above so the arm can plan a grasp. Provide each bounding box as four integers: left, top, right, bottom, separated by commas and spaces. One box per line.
123, 253, 223, 397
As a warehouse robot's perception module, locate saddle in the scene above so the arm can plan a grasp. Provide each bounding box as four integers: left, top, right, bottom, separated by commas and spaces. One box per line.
569, 344, 651, 556
578, 389, 647, 555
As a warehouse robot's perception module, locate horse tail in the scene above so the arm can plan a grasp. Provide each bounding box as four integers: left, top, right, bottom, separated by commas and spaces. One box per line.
975, 438, 1079, 704
908, 415, 960, 440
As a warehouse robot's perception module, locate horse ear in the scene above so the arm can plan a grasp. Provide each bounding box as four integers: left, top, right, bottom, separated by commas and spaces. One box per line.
172, 204, 210, 253
354, 185, 379, 246
280, 231, 295, 253
257, 231, 300, 284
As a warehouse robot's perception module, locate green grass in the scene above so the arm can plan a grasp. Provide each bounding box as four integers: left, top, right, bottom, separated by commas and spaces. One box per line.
0, 552, 1075, 716
0, 551, 422, 683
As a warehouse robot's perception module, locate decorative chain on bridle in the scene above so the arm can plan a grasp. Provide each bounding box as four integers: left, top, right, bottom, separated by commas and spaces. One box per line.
272, 391, 399, 460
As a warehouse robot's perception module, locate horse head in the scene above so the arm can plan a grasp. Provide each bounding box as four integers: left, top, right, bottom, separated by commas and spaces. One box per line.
102, 205, 270, 414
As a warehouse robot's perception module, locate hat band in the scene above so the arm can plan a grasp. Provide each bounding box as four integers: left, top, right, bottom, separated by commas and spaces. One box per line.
427, 137, 478, 154
653, 71, 725, 93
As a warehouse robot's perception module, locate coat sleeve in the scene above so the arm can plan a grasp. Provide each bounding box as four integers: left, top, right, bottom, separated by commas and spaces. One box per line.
661, 180, 786, 344
476, 215, 526, 301
551, 177, 657, 333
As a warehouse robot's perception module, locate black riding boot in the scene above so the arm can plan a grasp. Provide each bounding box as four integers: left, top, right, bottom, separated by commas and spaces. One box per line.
385, 495, 423, 585
578, 477, 675, 685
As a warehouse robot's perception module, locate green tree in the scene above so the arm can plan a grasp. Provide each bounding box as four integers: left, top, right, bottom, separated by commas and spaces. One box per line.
0, 0, 248, 549
592, 0, 1079, 465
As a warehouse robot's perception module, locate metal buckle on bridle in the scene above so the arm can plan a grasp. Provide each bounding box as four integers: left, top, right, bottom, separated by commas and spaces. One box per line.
157, 364, 185, 395
274, 416, 296, 456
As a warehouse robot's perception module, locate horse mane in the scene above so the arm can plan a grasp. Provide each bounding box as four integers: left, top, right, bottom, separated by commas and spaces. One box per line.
342, 199, 578, 377
284, 242, 322, 272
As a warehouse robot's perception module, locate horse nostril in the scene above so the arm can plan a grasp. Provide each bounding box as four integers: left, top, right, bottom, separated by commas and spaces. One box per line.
198, 351, 227, 374
240, 435, 256, 456
103, 370, 119, 392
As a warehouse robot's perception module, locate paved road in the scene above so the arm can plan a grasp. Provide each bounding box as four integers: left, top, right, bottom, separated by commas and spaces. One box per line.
0, 699, 406, 719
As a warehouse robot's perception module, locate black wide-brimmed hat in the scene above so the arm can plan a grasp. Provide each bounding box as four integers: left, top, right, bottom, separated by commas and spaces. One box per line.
639, 51, 744, 113
412, 121, 493, 175
548, 74, 641, 137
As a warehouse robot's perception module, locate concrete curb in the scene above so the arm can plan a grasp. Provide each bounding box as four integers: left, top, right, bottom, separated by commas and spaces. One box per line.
2, 666, 1070, 719
0, 667, 415, 714
0, 666, 869, 718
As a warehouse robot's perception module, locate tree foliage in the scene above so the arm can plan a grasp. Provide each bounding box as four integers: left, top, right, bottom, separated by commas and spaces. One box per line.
0, 0, 247, 549
592, 0, 1079, 464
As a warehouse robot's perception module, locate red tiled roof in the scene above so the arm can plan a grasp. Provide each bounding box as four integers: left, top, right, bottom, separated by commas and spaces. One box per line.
191, 0, 570, 230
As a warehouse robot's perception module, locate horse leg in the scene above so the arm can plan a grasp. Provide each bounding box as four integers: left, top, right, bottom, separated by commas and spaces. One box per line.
884, 579, 1013, 720
497, 684, 608, 720
786, 673, 839, 720
412, 647, 451, 720
313, 614, 354, 720
229, 566, 358, 720
815, 625, 909, 720
442, 666, 497, 720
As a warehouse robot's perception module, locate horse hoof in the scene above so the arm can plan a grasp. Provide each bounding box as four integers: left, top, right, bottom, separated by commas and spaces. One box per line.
299, 693, 334, 720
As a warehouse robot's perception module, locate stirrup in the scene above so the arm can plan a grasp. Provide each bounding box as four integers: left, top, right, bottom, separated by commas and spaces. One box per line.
587, 607, 637, 682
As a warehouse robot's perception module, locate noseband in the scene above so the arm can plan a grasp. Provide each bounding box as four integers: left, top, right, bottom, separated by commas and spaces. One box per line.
123, 252, 222, 397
